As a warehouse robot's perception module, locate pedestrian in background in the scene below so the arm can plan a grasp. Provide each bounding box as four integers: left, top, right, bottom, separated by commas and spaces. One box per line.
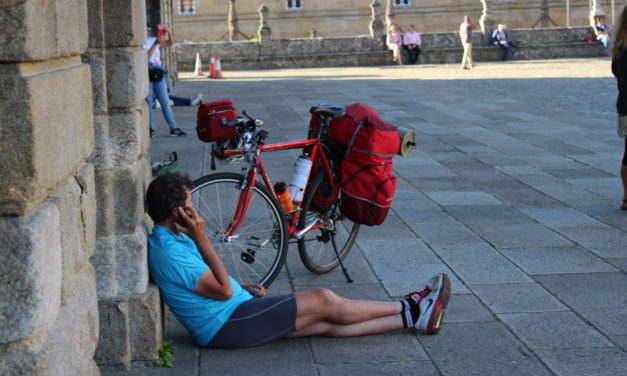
144, 24, 187, 138
611, 5, 627, 210
403, 24, 422, 65
459, 15, 478, 70
387, 25, 404, 66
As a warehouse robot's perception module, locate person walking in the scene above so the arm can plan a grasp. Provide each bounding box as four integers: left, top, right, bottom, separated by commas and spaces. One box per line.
403, 24, 422, 65
143, 24, 187, 138
459, 15, 478, 70
611, 5, 627, 210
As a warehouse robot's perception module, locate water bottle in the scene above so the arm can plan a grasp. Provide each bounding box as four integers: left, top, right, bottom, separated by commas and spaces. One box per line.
274, 181, 294, 213
288, 155, 313, 203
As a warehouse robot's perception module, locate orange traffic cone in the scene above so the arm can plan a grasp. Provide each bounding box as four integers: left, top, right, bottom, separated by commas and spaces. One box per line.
194, 53, 203, 76
208, 54, 216, 78
214, 54, 223, 79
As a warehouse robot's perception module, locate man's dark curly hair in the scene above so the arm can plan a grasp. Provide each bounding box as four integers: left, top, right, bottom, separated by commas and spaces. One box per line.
146, 172, 193, 223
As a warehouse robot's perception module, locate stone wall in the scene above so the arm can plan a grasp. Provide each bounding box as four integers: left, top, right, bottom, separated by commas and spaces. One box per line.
0, 0, 161, 374
176, 27, 603, 70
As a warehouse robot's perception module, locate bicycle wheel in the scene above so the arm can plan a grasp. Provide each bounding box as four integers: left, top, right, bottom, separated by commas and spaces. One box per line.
191, 172, 288, 288
297, 170, 360, 273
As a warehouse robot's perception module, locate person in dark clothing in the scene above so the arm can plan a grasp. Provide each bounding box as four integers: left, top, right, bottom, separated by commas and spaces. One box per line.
491, 24, 515, 61
611, 5, 627, 210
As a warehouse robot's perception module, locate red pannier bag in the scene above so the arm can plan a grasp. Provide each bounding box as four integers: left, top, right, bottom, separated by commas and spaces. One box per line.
196, 99, 238, 143
330, 103, 400, 226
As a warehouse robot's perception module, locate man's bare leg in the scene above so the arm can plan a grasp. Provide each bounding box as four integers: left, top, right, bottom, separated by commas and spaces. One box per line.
289, 314, 403, 338
287, 288, 403, 337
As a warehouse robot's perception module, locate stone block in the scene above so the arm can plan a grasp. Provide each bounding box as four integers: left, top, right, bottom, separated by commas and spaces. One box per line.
0, 202, 62, 343
103, 0, 147, 48
94, 158, 150, 237
49, 174, 91, 304
89, 114, 112, 170
92, 234, 117, 300
0, 59, 94, 216
109, 109, 149, 166
93, 225, 149, 300
76, 163, 97, 258
95, 299, 130, 367
86, 0, 105, 49
83, 48, 108, 115
105, 47, 148, 110
128, 285, 162, 361
0, 336, 50, 376
115, 225, 149, 297
46, 265, 99, 376
0, 0, 88, 61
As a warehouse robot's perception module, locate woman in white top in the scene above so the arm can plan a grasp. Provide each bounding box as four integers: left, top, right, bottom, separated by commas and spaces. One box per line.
387, 25, 404, 65
143, 24, 186, 138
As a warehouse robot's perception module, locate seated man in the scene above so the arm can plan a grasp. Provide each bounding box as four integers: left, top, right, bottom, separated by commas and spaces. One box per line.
492, 24, 516, 61
146, 172, 451, 348
595, 16, 611, 56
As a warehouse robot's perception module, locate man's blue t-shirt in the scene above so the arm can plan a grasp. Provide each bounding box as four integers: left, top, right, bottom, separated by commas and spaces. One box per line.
148, 225, 252, 346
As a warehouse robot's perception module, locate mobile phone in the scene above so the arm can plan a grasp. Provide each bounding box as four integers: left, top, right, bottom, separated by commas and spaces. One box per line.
173, 206, 193, 227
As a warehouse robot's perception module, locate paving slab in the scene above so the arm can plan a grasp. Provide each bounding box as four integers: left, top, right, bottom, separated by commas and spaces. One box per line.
418, 321, 553, 376
443, 293, 495, 323
471, 283, 567, 313
310, 331, 428, 364
498, 311, 614, 349
318, 361, 439, 376
535, 348, 627, 376
500, 246, 618, 274
534, 273, 627, 336
429, 242, 532, 285
471, 224, 574, 249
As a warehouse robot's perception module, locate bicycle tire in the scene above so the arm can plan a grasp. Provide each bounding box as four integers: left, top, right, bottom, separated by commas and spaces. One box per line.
191, 172, 288, 288
297, 170, 360, 273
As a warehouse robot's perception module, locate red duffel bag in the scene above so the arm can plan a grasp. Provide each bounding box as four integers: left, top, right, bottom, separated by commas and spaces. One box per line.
196, 99, 238, 143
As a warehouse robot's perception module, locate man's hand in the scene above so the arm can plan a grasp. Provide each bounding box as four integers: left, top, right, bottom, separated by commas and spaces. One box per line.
242, 283, 266, 298
177, 206, 209, 245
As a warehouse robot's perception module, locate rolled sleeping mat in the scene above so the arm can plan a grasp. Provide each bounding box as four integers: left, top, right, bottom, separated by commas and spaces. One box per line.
397, 127, 416, 157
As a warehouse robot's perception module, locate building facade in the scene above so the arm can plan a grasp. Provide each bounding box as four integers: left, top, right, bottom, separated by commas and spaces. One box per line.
172, 0, 611, 42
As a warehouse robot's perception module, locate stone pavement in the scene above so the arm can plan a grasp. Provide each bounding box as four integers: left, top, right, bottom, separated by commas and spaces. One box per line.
110, 58, 627, 376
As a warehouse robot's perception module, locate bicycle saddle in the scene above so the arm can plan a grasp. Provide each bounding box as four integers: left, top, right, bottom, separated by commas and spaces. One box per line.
309, 104, 345, 119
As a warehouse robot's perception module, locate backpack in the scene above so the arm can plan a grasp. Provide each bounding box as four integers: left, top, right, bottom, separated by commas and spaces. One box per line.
329, 103, 400, 226
196, 99, 238, 143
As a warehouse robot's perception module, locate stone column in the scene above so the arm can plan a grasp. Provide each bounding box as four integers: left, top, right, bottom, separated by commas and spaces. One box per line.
369, 0, 384, 45
228, 0, 242, 41
86, 0, 161, 370
0, 1, 98, 375
385, 0, 395, 32
258, 4, 272, 44
589, 0, 606, 26
479, 0, 496, 45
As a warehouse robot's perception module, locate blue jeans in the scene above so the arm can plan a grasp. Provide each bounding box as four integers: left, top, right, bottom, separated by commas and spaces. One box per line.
147, 71, 177, 130
598, 35, 610, 51
497, 42, 515, 60
169, 94, 192, 106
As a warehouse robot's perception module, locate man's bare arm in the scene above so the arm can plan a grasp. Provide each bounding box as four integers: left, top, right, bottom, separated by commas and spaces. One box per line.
178, 207, 232, 300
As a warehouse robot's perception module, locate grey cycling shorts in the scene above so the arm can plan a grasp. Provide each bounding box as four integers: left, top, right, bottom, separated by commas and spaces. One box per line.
207, 294, 297, 348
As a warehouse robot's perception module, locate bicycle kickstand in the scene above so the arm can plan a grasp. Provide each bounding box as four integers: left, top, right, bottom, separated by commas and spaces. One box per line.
331, 234, 353, 283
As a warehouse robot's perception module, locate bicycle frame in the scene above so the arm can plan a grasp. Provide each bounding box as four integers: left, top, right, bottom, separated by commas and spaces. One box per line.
220, 136, 337, 239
